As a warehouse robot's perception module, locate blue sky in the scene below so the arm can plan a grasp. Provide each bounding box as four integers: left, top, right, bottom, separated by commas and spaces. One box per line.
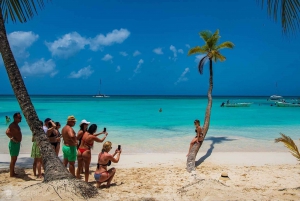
0, 0, 299, 96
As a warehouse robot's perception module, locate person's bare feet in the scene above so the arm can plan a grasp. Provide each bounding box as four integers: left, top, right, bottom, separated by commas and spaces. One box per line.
10, 173, 19, 177
96, 182, 102, 188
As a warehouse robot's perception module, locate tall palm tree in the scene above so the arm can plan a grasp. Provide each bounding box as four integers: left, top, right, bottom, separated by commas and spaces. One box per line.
0, 0, 97, 198
186, 30, 234, 172
257, 0, 300, 35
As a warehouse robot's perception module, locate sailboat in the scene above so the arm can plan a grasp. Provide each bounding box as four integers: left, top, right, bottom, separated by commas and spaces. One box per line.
268, 82, 283, 101
93, 79, 109, 98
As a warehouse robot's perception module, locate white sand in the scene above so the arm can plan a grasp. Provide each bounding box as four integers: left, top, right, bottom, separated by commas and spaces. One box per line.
0, 152, 299, 200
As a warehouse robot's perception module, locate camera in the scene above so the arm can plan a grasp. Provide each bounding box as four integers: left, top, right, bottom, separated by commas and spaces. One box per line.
118, 145, 121, 150
103, 127, 106, 132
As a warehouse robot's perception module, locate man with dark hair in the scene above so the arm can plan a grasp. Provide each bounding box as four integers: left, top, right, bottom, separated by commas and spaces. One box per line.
6, 112, 23, 177
43, 118, 51, 133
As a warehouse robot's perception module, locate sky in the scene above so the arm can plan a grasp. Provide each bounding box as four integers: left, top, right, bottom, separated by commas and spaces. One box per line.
0, 0, 299, 96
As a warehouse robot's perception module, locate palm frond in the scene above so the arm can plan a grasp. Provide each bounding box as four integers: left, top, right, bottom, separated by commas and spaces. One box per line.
199, 30, 212, 42
213, 51, 226, 62
188, 46, 207, 56
198, 55, 209, 74
206, 29, 220, 49
257, 0, 300, 35
217, 41, 235, 50
275, 133, 300, 161
1, 0, 47, 23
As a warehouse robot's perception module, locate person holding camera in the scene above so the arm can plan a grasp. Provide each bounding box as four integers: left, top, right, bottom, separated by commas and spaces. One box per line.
46, 120, 59, 154
76, 124, 108, 182
94, 141, 121, 188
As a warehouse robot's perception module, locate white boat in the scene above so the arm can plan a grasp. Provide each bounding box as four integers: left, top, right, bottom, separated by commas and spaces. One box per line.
93, 79, 109, 98
275, 102, 300, 107
224, 103, 252, 107
269, 95, 283, 100
221, 102, 252, 107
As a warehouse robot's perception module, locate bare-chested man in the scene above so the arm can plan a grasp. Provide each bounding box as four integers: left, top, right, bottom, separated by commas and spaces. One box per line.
62, 115, 77, 176
6, 113, 22, 177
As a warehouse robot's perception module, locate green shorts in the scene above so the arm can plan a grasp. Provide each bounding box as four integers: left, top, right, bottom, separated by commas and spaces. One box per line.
9, 140, 20, 157
62, 145, 77, 162
31, 141, 41, 158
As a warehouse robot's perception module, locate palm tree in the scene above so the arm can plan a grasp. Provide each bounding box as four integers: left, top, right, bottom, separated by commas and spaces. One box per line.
186, 29, 234, 172
275, 133, 300, 161
257, 0, 300, 35
0, 0, 97, 198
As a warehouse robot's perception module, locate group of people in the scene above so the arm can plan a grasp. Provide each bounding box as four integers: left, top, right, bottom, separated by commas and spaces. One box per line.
5, 113, 122, 188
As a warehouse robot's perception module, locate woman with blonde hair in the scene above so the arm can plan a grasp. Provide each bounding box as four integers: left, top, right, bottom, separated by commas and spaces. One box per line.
187, 119, 204, 156
94, 141, 121, 188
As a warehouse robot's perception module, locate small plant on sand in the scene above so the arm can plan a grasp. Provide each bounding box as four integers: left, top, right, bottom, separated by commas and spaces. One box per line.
275, 133, 300, 161
186, 30, 234, 172
0, 0, 97, 199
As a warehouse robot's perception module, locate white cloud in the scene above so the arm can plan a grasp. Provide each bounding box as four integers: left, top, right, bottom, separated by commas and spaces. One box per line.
195, 55, 206, 63
185, 44, 190, 48
153, 47, 163, 55
116, 66, 121, 72
45, 32, 88, 58
175, 68, 190, 85
68, 65, 94, 79
8, 31, 39, 58
169, 45, 178, 61
134, 59, 144, 73
90, 28, 130, 51
20, 58, 57, 77
120, 51, 128, 56
133, 50, 141, 57
178, 49, 184, 54
102, 54, 113, 61
46, 29, 130, 58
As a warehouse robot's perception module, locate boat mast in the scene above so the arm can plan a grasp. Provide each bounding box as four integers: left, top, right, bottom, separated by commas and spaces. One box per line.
99, 79, 101, 95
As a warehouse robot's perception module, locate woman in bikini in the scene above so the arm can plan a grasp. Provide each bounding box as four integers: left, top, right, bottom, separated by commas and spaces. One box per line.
76, 124, 107, 182
94, 141, 121, 188
46, 120, 59, 154
76, 120, 90, 173
187, 119, 204, 156
55, 122, 62, 156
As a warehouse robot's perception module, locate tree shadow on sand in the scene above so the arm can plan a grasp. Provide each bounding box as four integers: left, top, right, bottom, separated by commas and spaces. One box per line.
195, 136, 236, 167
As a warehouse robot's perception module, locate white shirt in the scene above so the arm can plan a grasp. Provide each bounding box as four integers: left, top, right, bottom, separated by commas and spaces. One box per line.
43, 126, 48, 134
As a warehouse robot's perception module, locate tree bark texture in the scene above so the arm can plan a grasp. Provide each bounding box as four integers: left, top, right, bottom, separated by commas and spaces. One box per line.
186, 58, 213, 172
0, 7, 72, 182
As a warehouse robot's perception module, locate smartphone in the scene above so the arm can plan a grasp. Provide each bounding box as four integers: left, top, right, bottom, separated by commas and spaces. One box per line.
118, 145, 121, 150
103, 127, 106, 132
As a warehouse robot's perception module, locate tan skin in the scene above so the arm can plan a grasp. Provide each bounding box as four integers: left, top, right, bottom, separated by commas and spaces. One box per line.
95, 147, 121, 188
187, 121, 203, 157
76, 123, 89, 174
47, 120, 58, 154
5, 114, 22, 177
61, 120, 77, 176
55, 124, 62, 156
76, 130, 108, 182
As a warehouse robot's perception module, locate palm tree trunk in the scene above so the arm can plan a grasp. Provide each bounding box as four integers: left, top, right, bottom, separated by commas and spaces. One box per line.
186, 58, 213, 172
0, 7, 72, 182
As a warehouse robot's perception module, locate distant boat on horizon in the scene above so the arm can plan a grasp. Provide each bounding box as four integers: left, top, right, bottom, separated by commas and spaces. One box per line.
93, 79, 109, 98
268, 82, 283, 101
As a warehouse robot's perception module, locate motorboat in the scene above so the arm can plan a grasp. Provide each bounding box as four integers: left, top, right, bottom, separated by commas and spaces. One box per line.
275, 101, 300, 107
221, 102, 252, 107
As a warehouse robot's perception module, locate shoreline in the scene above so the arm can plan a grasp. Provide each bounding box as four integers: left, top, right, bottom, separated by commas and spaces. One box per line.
0, 152, 298, 170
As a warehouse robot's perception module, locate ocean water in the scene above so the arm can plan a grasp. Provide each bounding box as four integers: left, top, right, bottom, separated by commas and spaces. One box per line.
0, 95, 299, 154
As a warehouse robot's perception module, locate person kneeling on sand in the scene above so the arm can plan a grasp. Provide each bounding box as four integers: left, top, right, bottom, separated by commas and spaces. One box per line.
94, 141, 121, 188
61, 115, 77, 176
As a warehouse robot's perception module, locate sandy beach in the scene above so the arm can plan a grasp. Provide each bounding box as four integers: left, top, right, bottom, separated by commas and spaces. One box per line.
0, 152, 299, 201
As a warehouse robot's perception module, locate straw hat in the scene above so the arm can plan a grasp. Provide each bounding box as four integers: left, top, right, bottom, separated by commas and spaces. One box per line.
67, 115, 77, 122
219, 172, 230, 181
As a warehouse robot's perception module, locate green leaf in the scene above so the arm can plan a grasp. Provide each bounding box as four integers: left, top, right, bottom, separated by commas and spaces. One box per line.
217, 41, 234, 50
187, 46, 207, 56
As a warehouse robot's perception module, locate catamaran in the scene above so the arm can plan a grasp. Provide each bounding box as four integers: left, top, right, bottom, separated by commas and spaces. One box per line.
93, 79, 109, 98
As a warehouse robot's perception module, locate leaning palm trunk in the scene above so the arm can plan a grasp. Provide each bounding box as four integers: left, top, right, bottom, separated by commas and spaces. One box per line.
186, 59, 213, 172
0, 6, 72, 182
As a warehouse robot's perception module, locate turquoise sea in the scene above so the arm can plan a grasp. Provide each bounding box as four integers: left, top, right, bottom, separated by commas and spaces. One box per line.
0, 95, 299, 154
